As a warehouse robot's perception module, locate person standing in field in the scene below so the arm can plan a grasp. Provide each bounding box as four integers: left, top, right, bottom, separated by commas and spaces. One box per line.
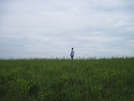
70, 48, 74, 60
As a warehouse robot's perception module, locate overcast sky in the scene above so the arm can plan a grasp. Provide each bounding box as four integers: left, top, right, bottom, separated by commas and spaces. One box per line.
0, 0, 134, 59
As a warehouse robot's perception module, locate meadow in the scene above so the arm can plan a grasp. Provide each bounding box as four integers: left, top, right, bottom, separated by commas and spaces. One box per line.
0, 57, 134, 101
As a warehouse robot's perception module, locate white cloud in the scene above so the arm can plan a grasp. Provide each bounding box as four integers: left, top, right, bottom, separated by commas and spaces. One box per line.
0, 0, 134, 58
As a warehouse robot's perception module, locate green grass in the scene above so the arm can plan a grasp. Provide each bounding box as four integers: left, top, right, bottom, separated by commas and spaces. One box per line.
0, 57, 134, 101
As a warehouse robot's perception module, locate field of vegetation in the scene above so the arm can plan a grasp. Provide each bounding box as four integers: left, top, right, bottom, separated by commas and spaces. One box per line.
0, 57, 134, 101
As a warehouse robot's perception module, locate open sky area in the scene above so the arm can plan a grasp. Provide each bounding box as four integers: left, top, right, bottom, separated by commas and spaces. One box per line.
0, 0, 134, 59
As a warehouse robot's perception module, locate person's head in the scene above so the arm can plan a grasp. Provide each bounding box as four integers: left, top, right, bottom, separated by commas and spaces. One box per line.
72, 48, 74, 50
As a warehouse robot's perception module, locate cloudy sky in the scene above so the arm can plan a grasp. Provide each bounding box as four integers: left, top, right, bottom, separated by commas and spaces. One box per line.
0, 0, 134, 59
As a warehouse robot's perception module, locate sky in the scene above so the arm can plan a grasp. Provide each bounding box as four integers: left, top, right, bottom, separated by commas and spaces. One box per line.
0, 0, 134, 59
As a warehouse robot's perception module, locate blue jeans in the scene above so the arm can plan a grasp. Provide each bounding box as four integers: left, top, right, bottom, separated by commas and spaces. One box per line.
71, 56, 74, 60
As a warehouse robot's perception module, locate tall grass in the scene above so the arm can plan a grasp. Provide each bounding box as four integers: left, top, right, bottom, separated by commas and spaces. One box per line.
0, 57, 134, 101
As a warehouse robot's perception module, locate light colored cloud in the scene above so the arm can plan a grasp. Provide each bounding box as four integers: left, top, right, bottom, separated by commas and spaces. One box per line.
0, 0, 134, 58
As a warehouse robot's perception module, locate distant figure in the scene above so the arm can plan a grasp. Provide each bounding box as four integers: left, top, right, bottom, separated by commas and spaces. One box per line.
70, 48, 74, 60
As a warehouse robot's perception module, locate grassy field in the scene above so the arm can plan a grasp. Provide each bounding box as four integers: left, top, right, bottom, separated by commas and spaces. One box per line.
0, 57, 134, 101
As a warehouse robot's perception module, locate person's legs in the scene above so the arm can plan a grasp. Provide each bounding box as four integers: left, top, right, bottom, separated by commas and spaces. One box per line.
71, 56, 73, 60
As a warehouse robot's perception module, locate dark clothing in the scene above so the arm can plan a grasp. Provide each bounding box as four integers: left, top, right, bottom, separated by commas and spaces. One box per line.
71, 56, 74, 60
